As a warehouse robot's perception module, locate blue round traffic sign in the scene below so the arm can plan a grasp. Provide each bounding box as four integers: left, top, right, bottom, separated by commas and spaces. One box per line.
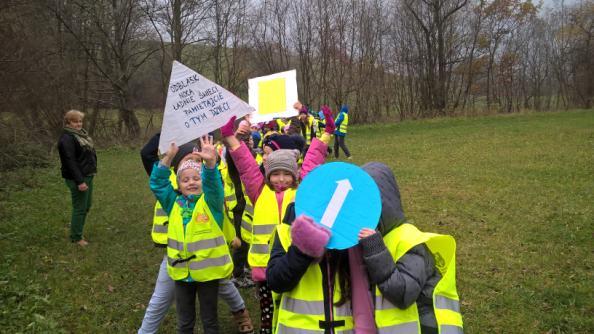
295, 162, 381, 249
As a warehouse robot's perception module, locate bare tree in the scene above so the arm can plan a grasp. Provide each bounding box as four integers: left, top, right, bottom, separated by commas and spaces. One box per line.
50, 0, 160, 138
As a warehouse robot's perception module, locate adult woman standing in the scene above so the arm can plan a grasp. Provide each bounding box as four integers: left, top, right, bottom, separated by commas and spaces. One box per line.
58, 110, 97, 246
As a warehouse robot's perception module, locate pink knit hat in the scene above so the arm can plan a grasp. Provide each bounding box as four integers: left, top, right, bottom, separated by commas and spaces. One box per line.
177, 159, 202, 181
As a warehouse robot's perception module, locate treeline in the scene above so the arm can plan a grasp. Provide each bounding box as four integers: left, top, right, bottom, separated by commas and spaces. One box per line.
0, 0, 592, 146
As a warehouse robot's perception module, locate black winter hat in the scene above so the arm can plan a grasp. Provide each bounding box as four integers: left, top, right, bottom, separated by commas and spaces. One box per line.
171, 142, 197, 173
263, 134, 303, 152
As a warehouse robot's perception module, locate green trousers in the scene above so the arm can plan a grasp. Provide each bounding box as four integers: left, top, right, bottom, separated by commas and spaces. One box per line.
65, 176, 94, 242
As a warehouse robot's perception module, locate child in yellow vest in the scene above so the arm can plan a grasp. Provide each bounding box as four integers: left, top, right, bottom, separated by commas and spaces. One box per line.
150, 136, 230, 334
358, 162, 463, 334
219, 104, 335, 334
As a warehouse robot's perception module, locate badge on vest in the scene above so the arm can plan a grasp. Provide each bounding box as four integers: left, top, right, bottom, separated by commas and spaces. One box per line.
195, 213, 210, 223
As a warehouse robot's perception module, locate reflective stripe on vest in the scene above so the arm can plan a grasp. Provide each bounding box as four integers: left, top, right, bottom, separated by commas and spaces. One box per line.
166, 198, 233, 281
441, 324, 464, 334
249, 243, 269, 255
220, 161, 237, 216
167, 254, 232, 271
339, 113, 348, 133
277, 323, 354, 334
282, 296, 352, 317
377, 321, 418, 334
275, 224, 354, 334
248, 187, 295, 268
240, 197, 254, 243
374, 224, 463, 333
435, 295, 461, 313
151, 170, 178, 245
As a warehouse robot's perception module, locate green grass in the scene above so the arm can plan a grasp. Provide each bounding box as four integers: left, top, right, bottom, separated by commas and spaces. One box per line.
1, 110, 593, 333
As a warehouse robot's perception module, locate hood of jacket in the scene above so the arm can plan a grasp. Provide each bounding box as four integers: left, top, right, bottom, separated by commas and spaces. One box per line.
361, 162, 406, 236
340, 105, 349, 114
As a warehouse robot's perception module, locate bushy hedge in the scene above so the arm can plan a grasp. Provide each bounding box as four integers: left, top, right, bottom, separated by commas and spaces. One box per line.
0, 141, 51, 171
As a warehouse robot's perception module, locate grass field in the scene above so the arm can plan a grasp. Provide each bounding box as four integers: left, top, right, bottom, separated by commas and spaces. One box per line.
0, 110, 593, 333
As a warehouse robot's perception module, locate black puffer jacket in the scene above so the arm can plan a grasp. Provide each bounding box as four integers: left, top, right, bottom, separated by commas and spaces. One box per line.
267, 203, 352, 334
57, 132, 97, 185
359, 162, 441, 331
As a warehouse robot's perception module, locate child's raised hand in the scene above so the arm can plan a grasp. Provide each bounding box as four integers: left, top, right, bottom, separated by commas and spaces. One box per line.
220, 116, 241, 150
358, 228, 376, 241
322, 106, 336, 134
236, 119, 251, 136
161, 142, 179, 167
220, 116, 236, 138
195, 135, 217, 168
291, 215, 331, 258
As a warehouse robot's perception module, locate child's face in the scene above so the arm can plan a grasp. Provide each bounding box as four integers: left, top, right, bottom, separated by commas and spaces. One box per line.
269, 170, 295, 190
68, 117, 83, 130
178, 168, 202, 196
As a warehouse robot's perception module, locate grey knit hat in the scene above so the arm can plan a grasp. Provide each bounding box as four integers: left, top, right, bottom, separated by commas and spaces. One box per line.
264, 149, 300, 182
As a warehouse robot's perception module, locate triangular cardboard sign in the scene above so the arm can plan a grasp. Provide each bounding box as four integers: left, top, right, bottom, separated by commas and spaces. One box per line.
158, 61, 254, 153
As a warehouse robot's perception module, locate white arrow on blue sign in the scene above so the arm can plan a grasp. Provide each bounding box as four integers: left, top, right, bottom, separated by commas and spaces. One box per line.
295, 162, 382, 249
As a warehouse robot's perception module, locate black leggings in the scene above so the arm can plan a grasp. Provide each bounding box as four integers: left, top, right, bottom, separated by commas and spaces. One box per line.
175, 280, 220, 334
334, 135, 351, 158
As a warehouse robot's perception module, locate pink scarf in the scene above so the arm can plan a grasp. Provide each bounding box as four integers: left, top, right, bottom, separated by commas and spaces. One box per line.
348, 245, 376, 333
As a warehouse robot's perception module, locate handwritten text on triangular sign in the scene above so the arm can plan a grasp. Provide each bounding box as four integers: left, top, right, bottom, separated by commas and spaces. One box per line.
159, 61, 254, 153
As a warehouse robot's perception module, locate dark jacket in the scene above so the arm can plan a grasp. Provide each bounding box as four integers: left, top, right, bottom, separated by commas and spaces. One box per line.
58, 131, 97, 185
267, 203, 350, 334
359, 162, 441, 330
140, 133, 161, 176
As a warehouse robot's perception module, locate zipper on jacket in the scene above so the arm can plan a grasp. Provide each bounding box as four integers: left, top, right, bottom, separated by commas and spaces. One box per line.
326, 253, 334, 334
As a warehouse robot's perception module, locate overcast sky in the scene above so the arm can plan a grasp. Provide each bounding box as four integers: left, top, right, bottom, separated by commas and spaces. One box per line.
542, 0, 579, 8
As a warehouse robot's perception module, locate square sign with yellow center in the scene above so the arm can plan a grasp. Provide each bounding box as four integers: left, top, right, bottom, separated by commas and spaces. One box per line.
248, 70, 298, 123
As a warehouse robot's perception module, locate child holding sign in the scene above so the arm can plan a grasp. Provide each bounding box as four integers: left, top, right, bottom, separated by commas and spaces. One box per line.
267, 163, 463, 334
220, 104, 335, 334
150, 136, 231, 334
139, 134, 254, 334
357, 162, 463, 334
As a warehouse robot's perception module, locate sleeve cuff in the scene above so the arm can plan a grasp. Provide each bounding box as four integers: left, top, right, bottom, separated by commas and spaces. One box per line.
360, 232, 387, 257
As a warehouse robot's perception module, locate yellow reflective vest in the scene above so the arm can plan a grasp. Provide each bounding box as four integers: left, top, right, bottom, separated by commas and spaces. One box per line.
248, 187, 296, 268
240, 193, 255, 244
151, 170, 178, 245
338, 113, 348, 134
152, 167, 235, 245
276, 119, 287, 133
166, 197, 233, 281
219, 159, 238, 219
293, 115, 316, 145
375, 224, 463, 334
275, 224, 354, 334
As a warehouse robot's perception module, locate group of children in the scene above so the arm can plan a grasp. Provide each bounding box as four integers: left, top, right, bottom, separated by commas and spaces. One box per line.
247, 103, 352, 160
140, 102, 463, 334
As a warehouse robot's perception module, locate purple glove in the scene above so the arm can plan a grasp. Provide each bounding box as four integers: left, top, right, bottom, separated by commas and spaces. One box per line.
291, 215, 331, 258
321, 106, 335, 134
220, 116, 236, 137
